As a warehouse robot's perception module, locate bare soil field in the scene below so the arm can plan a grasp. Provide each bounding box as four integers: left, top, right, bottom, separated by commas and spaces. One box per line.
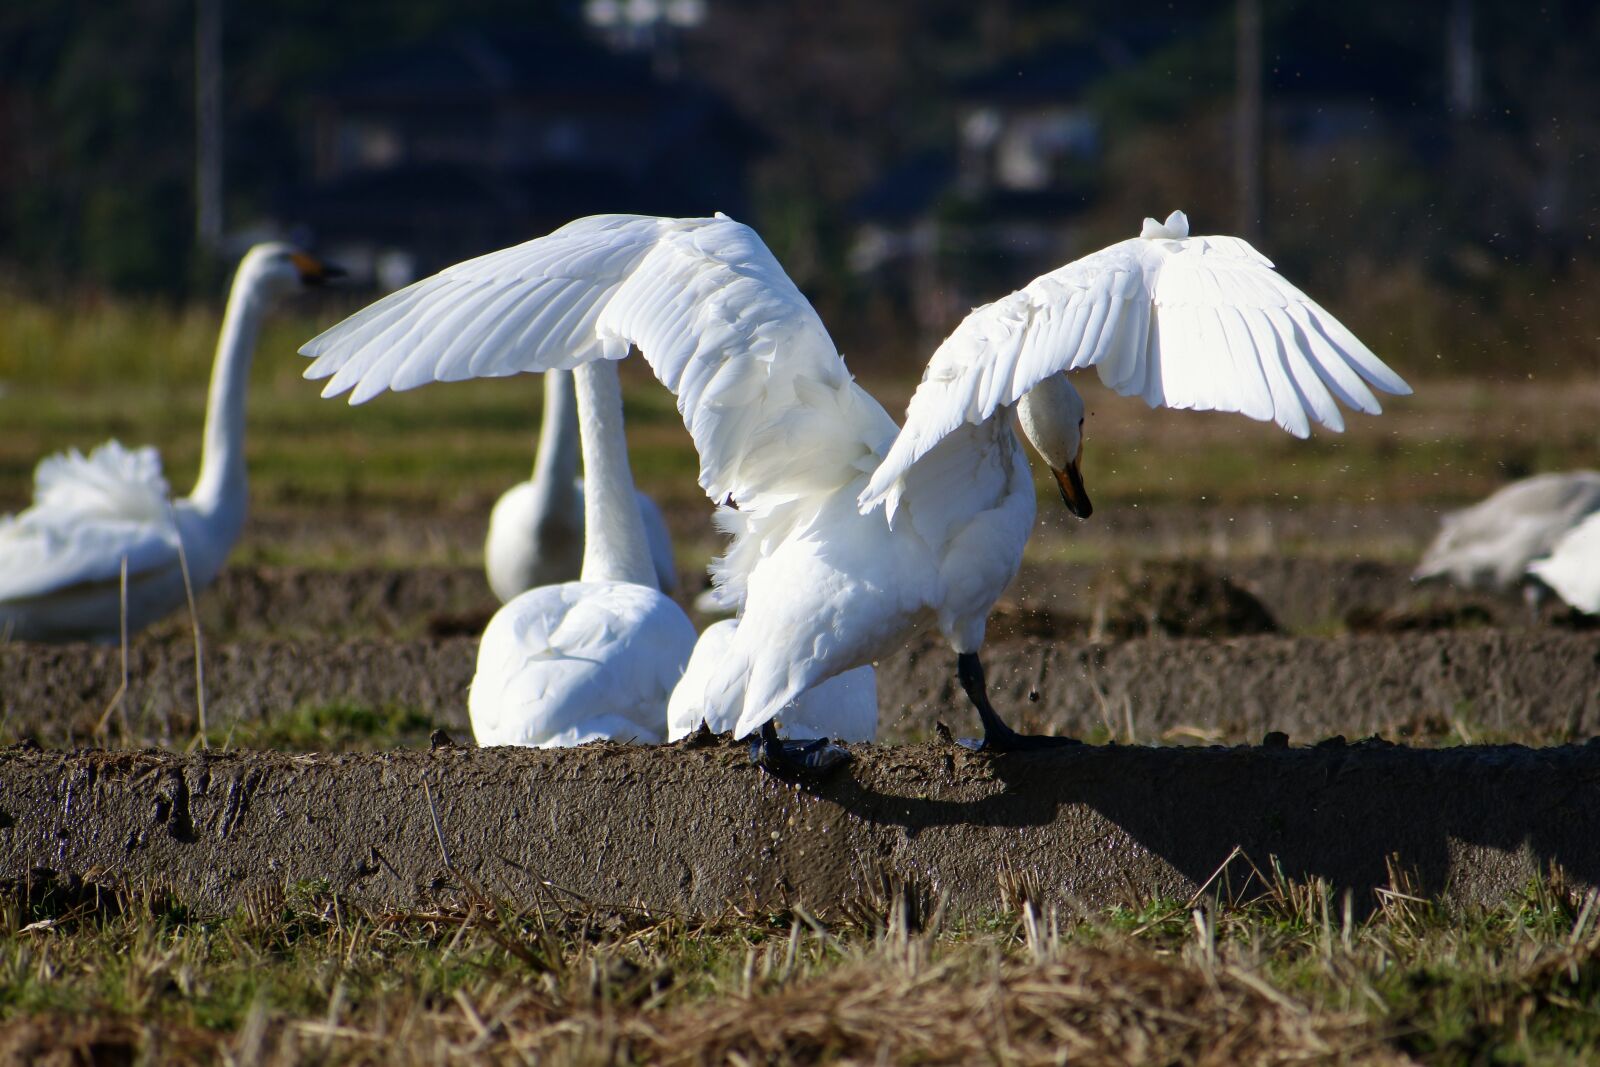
6, 619, 1597, 752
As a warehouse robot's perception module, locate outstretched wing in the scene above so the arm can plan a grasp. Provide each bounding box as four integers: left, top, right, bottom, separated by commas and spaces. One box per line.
860, 211, 1411, 512
302, 214, 898, 511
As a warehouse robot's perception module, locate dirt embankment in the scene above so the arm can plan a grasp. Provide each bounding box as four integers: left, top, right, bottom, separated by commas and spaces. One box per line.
6, 628, 1598, 751
4, 741, 1597, 920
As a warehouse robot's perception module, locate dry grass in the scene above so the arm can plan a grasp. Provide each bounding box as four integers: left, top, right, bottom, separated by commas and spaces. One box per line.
4, 863, 1599, 1065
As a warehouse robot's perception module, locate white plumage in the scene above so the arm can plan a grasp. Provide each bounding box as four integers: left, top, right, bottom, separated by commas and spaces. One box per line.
472, 579, 696, 745
305, 211, 1408, 750
484, 368, 676, 602
0, 244, 338, 642
667, 618, 877, 742
859, 211, 1409, 516
467, 358, 696, 748
1528, 511, 1600, 615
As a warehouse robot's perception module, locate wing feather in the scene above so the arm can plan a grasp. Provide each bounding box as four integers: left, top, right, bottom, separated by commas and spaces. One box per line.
303, 214, 898, 511
0, 508, 179, 602
860, 220, 1410, 510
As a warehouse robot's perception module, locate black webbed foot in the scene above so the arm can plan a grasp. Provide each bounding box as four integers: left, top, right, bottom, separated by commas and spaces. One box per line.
749, 721, 851, 776
955, 651, 1082, 753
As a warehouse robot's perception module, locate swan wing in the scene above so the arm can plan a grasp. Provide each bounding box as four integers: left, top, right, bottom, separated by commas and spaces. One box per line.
32, 441, 171, 522
860, 211, 1411, 512
0, 512, 180, 602
303, 213, 898, 510
0, 441, 180, 601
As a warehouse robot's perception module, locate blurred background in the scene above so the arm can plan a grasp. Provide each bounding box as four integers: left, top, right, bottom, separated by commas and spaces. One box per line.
1, 0, 1598, 553
2, 0, 1597, 375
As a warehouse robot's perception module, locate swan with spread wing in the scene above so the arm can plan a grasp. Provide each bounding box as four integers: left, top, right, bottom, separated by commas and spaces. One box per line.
302, 210, 1409, 766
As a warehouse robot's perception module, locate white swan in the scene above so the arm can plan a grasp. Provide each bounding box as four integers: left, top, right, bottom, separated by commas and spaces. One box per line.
302, 210, 1410, 762
468, 358, 697, 747
667, 618, 877, 742
1528, 511, 1600, 615
1414, 471, 1600, 592
484, 368, 677, 601
0, 244, 339, 642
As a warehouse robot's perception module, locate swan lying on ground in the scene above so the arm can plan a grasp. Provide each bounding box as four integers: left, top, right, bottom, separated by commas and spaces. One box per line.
1527, 510, 1600, 615
485, 368, 676, 601
302, 210, 1409, 770
1414, 471, 1600, 600
668, 618, 877, 743
0, 244, 340, 642
468, 359, 696, 747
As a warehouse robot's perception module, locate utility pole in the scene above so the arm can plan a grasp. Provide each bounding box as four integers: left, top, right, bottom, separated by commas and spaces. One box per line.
1447, 0, 1477, 116
195, 0, 224, 253
1234, 0, 1263, 241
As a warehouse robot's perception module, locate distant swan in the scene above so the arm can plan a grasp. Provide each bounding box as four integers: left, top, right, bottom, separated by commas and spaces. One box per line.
0, 244, 340, 642
468, 359, 696, 747
1414, 471, 1600, 596
484, 368, 676, 601
303, 211, 1410, 769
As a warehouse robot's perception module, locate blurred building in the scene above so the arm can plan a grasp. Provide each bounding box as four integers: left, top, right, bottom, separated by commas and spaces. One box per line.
851, 38, 1134, 339
284, 26, 759, 284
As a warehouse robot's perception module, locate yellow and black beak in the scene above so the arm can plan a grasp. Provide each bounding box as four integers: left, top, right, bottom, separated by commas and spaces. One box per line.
1052, 459, 1092, 519
290, 252, 346, 286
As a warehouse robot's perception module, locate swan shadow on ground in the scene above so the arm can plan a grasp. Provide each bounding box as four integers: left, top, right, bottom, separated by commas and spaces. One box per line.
779, 739, 1600, 909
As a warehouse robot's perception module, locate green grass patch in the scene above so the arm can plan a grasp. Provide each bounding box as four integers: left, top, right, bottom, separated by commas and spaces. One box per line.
205, 702, 442, 752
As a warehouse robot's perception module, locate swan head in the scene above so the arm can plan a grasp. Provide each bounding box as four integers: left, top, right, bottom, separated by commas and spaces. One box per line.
237, 242, 345, 295
1017, 372, 1092, 519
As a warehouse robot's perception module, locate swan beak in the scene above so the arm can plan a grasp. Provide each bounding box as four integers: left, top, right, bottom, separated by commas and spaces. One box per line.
291, 253, 346, 286
1052, 459, 1092, 519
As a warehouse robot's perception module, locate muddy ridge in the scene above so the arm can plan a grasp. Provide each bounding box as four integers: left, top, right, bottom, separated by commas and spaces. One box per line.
5, 742, 1597, 920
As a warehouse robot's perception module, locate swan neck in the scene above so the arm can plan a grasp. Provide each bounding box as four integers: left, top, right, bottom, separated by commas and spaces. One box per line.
531, 369, 580, 506
189, 265, 266, 525
574, 361, 656, 587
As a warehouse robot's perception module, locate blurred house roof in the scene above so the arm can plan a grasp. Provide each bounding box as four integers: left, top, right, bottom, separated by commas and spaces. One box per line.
284, 26, 762, 273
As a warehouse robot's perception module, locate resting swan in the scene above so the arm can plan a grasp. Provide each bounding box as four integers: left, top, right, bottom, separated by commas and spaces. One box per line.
302, 211, 1410, 765
468, 359, 696, 747
0, 244, 339, 642
484, 368, 676, 601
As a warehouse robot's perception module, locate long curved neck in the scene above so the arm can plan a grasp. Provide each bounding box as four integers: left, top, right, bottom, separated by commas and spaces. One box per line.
531, 369, 580, 508
188, 265, 267, 521
573, 361, 656, 587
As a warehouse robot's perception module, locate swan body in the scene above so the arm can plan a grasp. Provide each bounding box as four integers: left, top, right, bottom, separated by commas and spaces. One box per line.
1528, 511, 1600, 614
667, 618, 878, 742
0, 244, 338, 642
1414, 471, 1600, 591
304, 210, 1410, 749
468, 359, 696, 747
484, 368, 676, 601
